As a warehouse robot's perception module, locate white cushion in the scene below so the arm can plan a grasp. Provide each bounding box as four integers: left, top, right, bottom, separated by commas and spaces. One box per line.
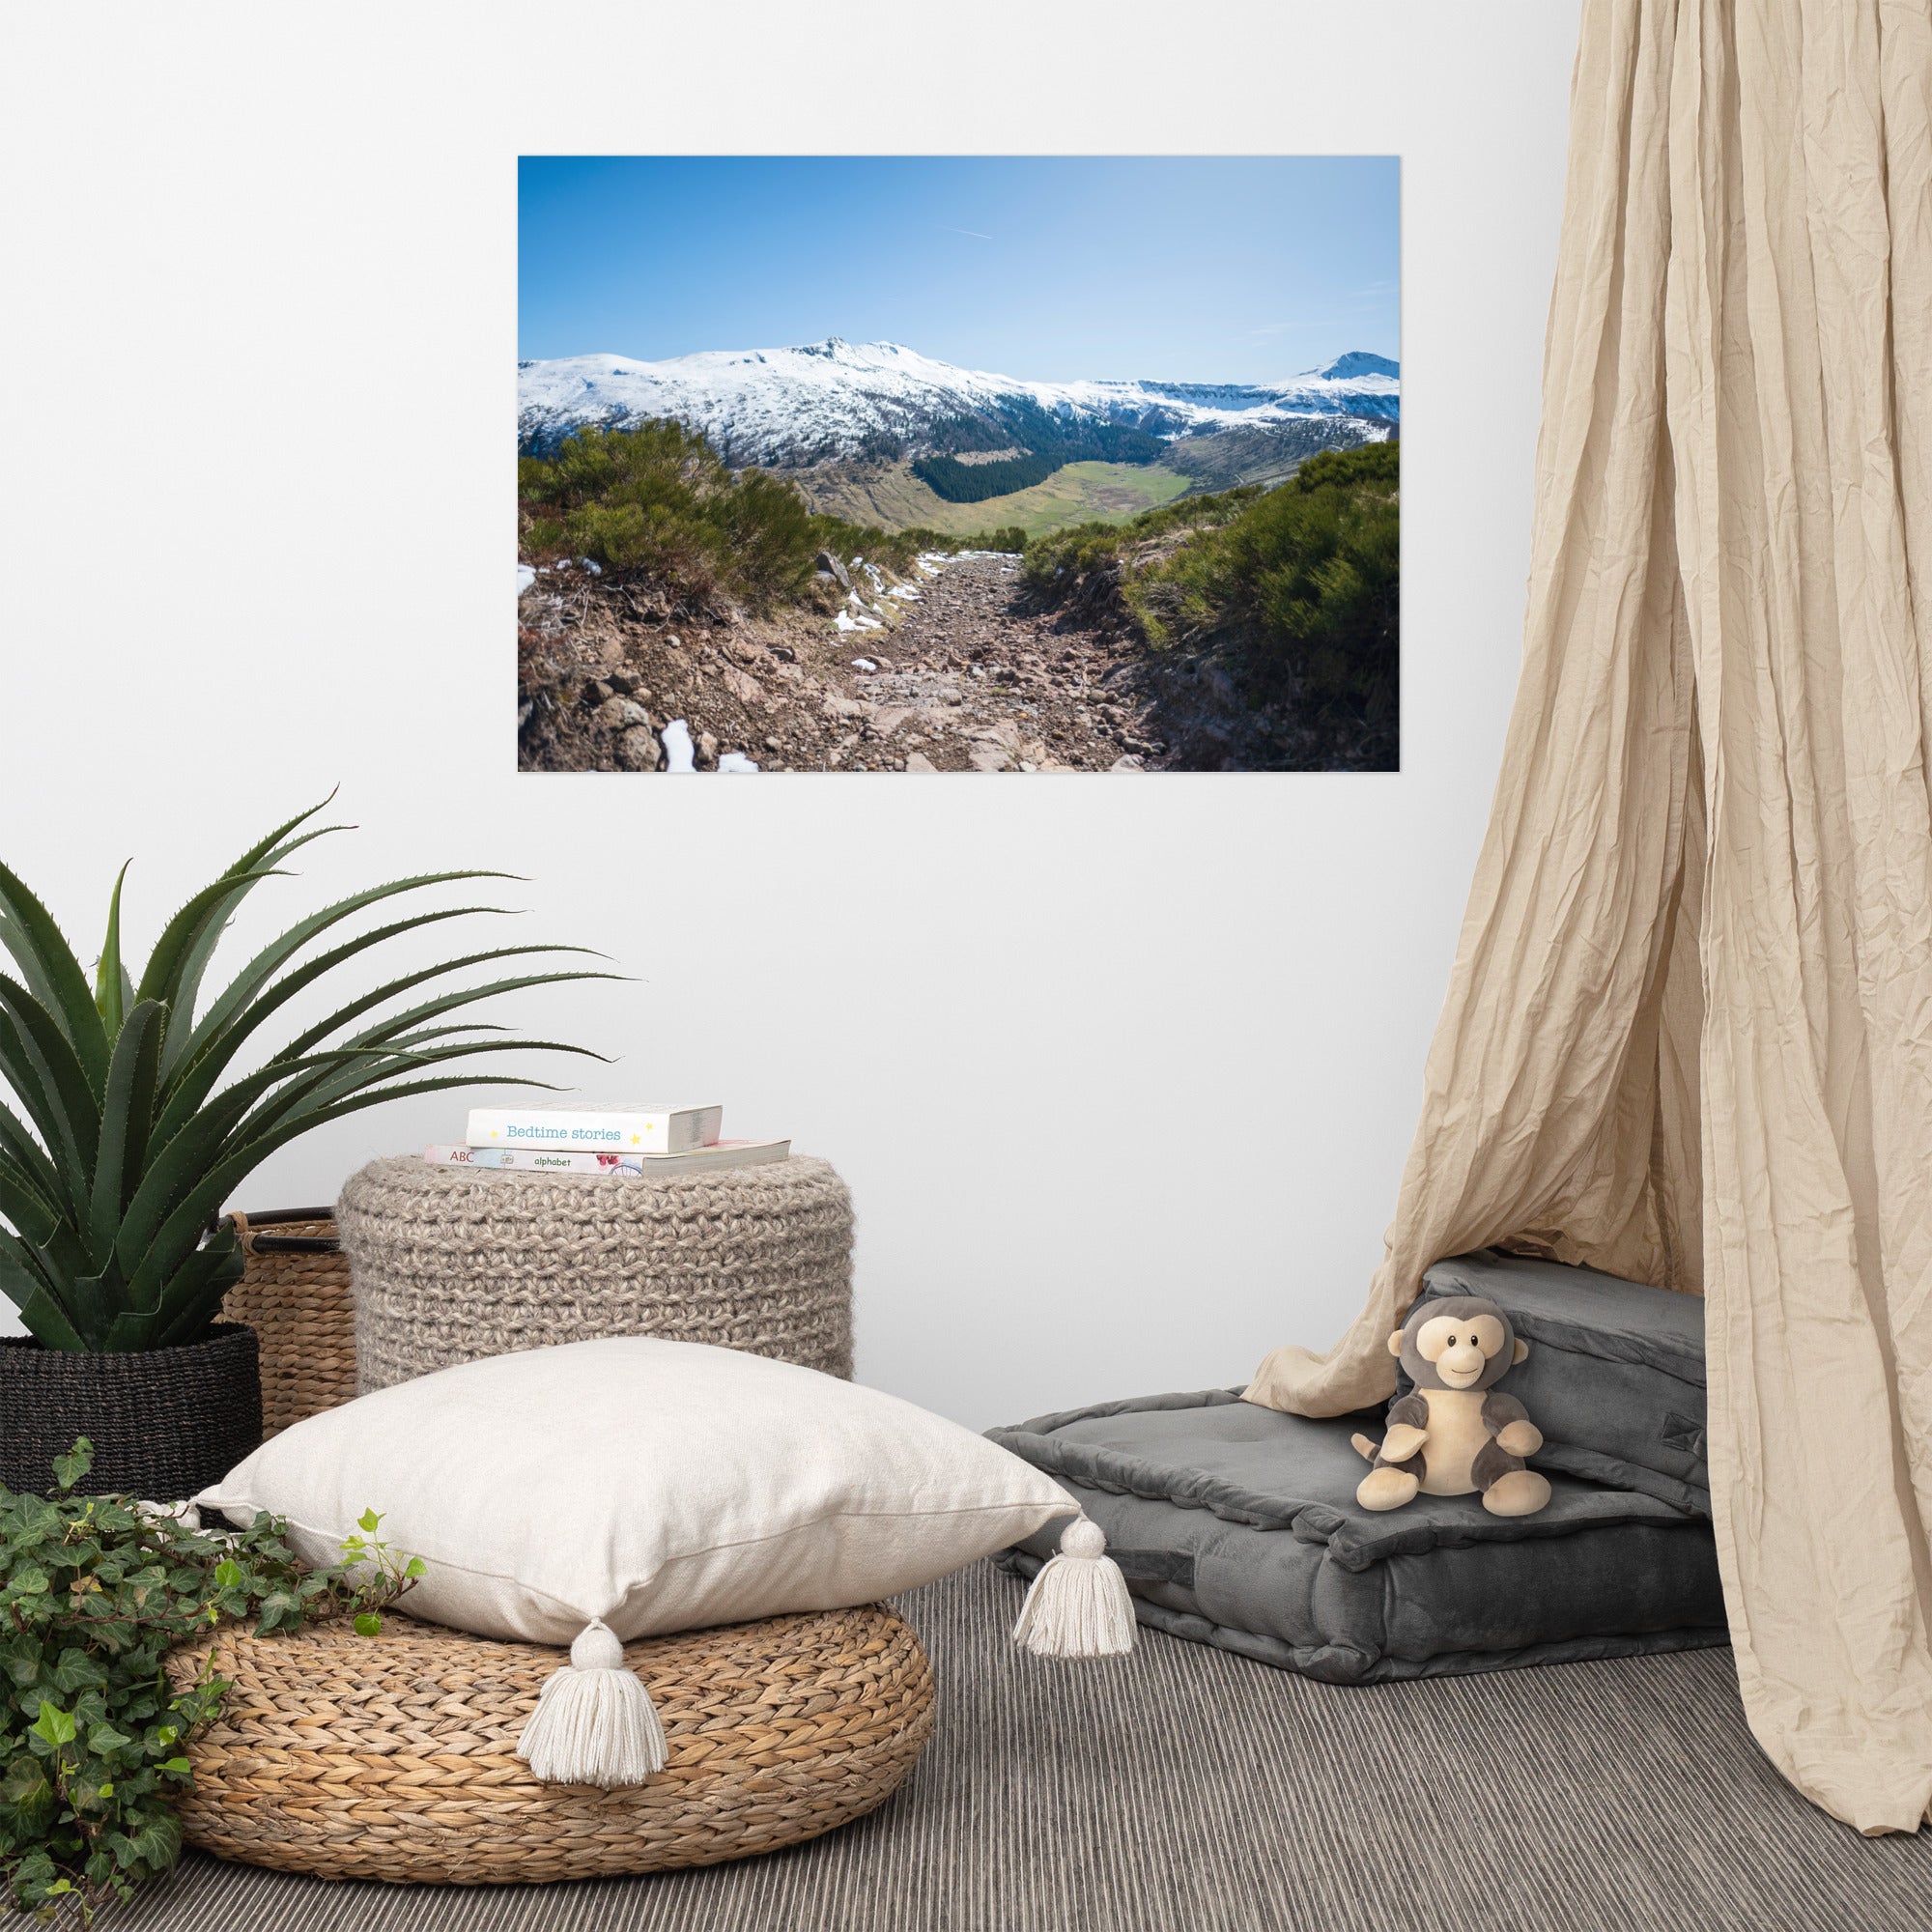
196, 1338, 1078, 1645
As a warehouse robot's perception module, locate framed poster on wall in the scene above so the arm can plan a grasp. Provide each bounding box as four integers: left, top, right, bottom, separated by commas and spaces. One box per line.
517, 156, 1399, 775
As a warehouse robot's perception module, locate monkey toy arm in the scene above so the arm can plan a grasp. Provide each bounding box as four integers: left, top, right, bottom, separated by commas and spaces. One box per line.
1483, 1391, 1543, 1460
1378, 1392, 1430, 1465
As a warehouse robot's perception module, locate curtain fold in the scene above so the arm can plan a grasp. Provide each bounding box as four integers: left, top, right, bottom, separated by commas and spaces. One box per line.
1247, 0, 1932, 1833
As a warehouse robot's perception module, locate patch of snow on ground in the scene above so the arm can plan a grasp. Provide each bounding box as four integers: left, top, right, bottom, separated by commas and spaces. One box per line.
717, 752, 759, 774
850, 657, 878, 671
834, 611, 884, 633
888, 585, 922, 600
661, 720, 696, 773
517, 564, 536, 594
581, 557, 602, 575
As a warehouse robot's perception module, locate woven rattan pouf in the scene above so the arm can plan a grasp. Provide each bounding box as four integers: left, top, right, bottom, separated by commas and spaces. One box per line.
168, 1602, 933, 1884
336, 1154, 854, 1392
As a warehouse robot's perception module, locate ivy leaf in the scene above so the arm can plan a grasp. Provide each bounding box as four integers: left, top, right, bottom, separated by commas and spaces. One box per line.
50, 1647, 108, 1694
356, 1508, 383, 1534
50, 1438, 94, 1493
108, 1810, 180, 1870
31, 1701, 76, 1748
88, 1721, 134, 1754
404, 1556, 426, 1579
352, 1611, 383, 1637
0, 1756, 51, 1806
69, 1771, 117, 1813
156, 1757, 192, 1776
1, 1641, 43, 1688
211, 1557, 243, 1589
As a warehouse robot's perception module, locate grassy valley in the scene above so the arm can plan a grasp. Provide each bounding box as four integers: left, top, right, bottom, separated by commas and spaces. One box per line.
794, 457, 1194, 539
790, 421, 1383, 540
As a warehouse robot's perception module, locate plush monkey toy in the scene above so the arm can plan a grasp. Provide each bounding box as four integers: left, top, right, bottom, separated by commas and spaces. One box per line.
1350, 1294, 1551, 1517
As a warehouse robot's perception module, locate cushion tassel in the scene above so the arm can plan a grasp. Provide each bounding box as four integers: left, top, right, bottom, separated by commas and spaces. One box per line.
516, 1619, 668, 1785
1011, 1517, 1136, 1659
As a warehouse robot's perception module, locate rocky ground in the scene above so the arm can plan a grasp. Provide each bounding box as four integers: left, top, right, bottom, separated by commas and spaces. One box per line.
516, 547, 1330, 775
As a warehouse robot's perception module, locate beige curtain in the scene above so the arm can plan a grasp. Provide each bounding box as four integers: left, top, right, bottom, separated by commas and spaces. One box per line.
1248, 0, 1932, 1835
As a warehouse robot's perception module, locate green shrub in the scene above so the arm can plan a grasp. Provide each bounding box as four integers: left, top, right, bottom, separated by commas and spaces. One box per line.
0, 1440, 416, 1923
1140, 442, 1398, 723
1020, 523, 1122, 598
1016, 482, 1270, 602
521, 423, 1037, 611
521, 420, 827, 611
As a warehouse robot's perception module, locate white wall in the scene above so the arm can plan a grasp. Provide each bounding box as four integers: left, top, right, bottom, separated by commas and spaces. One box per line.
0, 1, 1579, 1427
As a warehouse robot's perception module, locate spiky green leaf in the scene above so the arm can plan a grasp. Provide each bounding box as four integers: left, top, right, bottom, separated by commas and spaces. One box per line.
0, 973, 100, 1194
94, 861, 131, 1037
0, 860, 110, 1093
171, 875, 520, 1076
89, 1000, 165, 1269
153, 799, 348, 1077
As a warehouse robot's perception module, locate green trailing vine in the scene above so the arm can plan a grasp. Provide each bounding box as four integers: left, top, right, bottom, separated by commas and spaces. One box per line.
0, 1441, 418, 1923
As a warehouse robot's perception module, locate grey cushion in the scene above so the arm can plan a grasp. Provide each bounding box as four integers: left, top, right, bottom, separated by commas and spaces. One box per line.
1420, 1249, 1708, 1515
989, 1390, 1725, 1684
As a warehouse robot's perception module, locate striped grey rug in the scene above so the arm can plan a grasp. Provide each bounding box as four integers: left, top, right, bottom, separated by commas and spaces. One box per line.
128, 1561, 1930, 1932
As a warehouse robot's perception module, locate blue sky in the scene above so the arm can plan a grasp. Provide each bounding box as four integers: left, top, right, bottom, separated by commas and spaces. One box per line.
518, 157, 1398, 386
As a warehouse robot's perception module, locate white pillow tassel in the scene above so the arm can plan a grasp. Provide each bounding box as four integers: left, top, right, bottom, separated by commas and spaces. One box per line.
1011, 1517, 1136, 1659
516, 1619, 668, 1785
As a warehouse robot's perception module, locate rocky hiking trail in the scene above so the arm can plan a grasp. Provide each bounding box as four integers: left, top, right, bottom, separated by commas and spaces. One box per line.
518, 551, 1187, 775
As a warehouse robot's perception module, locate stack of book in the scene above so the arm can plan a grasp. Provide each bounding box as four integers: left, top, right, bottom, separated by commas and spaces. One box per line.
424, 1104, 789, 1177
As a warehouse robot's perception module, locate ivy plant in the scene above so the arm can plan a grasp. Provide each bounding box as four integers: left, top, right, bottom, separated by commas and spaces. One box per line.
0, 1441, 418, 1923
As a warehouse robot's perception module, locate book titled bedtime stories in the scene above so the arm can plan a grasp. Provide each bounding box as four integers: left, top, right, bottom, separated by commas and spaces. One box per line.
464, 1104, 724, 1152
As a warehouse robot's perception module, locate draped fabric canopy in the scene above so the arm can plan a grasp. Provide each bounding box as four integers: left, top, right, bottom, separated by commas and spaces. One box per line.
1247, 0, 1932, 1834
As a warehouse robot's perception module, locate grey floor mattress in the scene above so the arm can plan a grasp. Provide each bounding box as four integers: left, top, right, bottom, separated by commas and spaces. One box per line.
990, 1390, 1726, 1683
1419, 1249, 1709, 1514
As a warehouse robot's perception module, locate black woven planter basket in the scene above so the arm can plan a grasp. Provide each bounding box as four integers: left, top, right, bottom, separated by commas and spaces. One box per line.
0, 1323, 263, 1501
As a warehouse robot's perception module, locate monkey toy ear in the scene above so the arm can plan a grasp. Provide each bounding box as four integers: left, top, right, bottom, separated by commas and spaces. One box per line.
1388, 1330, 1406, 1356
1513, 1339, 1529, 1365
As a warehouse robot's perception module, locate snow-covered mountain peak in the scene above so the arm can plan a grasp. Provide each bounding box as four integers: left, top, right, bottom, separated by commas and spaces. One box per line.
1304, 351, 1399, 382
517, 339, 1400, 466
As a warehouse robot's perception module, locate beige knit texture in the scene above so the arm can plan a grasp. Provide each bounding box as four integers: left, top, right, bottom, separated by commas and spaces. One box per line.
336, 1155, 853, 1392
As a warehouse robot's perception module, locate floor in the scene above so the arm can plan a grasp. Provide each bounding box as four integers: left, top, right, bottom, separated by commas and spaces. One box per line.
128, 1561, 1932, 1932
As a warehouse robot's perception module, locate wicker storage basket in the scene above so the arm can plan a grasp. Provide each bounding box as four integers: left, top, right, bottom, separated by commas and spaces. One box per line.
220, 1208, 357, 1437
169, 1602, 933, 1884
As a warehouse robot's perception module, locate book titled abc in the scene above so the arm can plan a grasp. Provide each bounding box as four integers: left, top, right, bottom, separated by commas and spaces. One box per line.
426, 1141, 789, 1177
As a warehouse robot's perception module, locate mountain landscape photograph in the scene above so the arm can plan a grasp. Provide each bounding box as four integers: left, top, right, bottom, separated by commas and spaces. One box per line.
517, 156, 1400, 775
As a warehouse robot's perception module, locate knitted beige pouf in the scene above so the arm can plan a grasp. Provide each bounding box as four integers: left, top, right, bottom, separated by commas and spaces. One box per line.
336, 1155, 853, 1392
168, 1603, 933, 1884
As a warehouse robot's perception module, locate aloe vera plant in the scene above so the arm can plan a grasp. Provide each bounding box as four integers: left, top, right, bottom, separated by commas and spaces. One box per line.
0, 801, 610, 1352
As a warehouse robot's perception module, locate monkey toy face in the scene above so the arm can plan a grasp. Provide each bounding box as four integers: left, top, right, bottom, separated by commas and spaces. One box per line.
1387, 1293, 1527, 1392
